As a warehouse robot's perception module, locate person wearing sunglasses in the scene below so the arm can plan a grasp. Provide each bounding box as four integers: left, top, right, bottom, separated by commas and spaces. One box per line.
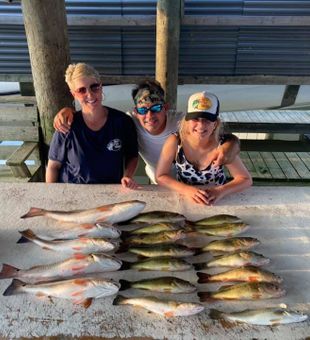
156, 91, 252, 205
53, 80, 240, 184
46, 63, 139, 187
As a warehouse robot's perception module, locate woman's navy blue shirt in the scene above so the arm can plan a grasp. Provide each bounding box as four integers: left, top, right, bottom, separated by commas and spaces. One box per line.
48, 107, 138, 184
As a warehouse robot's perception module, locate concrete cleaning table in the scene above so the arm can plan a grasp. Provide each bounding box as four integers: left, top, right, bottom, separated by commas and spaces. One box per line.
0, 183, 309, 339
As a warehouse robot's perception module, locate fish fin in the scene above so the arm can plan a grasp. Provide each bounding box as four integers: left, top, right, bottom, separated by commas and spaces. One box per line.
72, 265, 87, 272
73, 254, 88, 260
3, 279, 26, 296
20, 207, 45, 219
193, 263, 207, 271
73, 279, 88, 286
209, 309, 224, 320
81, 224, 95, 230
0, 263, 20, 279
164, 311, 175, 318
197, 292, 212, 302
119, 280, 132, 291
18, 229, 36, 241
71, 291, 84, 297
97, 206, 111, 212
112, 295, 126, 305
16, 235, 31, 244
197, 272, 211, 284
119, 261, 132, 271
82, 298, 93, 309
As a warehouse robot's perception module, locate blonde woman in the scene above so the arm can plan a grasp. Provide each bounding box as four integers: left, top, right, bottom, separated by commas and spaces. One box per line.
46, 63, 138, 188
156, 91, 252, 205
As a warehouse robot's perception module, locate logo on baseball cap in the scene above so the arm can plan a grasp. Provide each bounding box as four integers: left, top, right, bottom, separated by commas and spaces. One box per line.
185, 91, 220, 122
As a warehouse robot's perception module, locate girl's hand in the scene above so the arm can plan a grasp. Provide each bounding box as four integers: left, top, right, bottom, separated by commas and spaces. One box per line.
121, 176, 139, 190
204, 186, 225, 205
183, 187, 210, 205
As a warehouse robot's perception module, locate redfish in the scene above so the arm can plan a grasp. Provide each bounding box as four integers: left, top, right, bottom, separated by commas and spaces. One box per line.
21, 200, 146, 224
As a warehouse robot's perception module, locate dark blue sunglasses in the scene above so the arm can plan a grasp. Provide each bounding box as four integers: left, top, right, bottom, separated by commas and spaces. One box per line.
135, 103, 164, 115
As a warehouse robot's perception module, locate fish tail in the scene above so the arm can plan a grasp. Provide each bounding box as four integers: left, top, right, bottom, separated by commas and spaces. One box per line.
112, 294, 127, 306
18, 229, 37, 242
119, 261, 132, 271
193, 262, 207, 271
197, 272, 211, 283
0, 264, 20, 279
209, 309, 224, 320
193, 249, 204, 256
20, 207, 46, 219
16, 235, 31, 244
115, 244, 129, 254
119, 280, 132, 291
3, 279, 25, 296
197, 291, 212, 302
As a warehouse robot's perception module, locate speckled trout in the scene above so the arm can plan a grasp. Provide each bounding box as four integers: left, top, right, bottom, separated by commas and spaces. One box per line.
198, 282, 286, 301
209, 305, 308, 325
18, 229, 118, 254
21, 200, 146, 224
3, 277, 120, 308
19, 222, 121, 241
197, 266, 283, 284
113, 295, 204, 317
0, 254, 122, 283
202, 237, 260, 253
128, 244, 195, 258
119, 276, 196, 293
125, 211, 186, 224
190, 214, 242, 226
194, 251, 270, 269
120, 257, 193, 271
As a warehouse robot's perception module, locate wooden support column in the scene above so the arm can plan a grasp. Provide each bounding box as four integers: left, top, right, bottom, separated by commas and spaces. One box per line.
280, 85, 300, 108
156, 0, 183, 110
21, 0, 72, 148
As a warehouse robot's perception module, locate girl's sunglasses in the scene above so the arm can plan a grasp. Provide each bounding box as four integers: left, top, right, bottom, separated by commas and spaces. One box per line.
75, 83, 101, 95
135, 103, 164, 115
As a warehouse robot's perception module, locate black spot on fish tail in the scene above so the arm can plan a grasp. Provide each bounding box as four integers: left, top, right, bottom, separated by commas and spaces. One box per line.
115, 244, 129, 254
3, 279, 26, 296
193, 262, 208, 271
119, 261, 132, 271
197, 272, 211, 284
119, 279, 132, 291
197, 291, 212, 302
16, 235, 31, 244
112, 294, 126, 306
0, 264, 20, 279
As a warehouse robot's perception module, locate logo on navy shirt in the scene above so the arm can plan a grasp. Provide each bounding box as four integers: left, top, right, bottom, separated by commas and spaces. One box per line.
107, 139, 122, 151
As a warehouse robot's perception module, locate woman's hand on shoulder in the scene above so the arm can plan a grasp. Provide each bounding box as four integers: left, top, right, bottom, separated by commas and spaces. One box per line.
121, 176, 139, 190
53, 107, 75, 133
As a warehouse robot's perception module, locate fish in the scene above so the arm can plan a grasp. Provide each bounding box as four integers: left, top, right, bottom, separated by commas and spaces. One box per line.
18, 222, 121, 241
201, 237, 260, 253
190, 214, 242, 226
128, 244, 195, 258
123, 230, 187, 246
120, 257, 193, 271
3, 277, 120, 308
0, 254, 122, 283
127, 222, 183, 235
198, 282, 286, 301
119, 277, 196, 294
20, 200, 146, 224
18, 229, 118, 255
190, 223, 248, 237
124, 211, 186, 224
194, 251, 270, 269
209, 304, 308, 326
197, 266, 283, 284
113, 295, 204, 317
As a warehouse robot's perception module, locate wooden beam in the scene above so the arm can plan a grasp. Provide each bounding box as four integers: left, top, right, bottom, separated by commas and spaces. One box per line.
3, 15, 310, 27
156, 0, 183, 110
280, 85, 300, 108
21, 0, 72, 146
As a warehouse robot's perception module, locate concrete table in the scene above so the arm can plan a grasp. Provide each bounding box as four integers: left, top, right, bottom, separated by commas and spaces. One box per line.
0, 183, 309, 339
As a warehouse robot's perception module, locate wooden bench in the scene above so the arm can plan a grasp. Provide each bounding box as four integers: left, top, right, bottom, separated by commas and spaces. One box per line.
0, 104, 43, 182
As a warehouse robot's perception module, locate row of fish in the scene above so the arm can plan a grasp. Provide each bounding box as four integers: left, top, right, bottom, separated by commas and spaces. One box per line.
1, 204, 308, 323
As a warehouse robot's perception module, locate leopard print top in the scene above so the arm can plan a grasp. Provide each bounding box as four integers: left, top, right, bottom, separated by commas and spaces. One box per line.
174, 135, 226, 186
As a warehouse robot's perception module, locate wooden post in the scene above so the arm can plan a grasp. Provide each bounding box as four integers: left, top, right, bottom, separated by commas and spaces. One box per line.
156, 0, 183, 110
280, 85, 300, 108
21, 0, 72, 147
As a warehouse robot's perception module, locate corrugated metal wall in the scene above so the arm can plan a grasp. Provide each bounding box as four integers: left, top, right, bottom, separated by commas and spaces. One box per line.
0, 1, 310, 78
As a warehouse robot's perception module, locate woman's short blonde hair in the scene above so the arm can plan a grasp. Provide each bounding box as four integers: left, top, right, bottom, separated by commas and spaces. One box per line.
65, 63, 101, 89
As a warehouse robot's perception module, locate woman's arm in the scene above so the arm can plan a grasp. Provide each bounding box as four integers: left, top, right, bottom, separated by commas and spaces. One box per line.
53, 107, 75, 134
212, 134, 240, 166
46, 159, 62, 183
156, 135, 209, 205
205, 156, 252, 204
121, 156, 139, 189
